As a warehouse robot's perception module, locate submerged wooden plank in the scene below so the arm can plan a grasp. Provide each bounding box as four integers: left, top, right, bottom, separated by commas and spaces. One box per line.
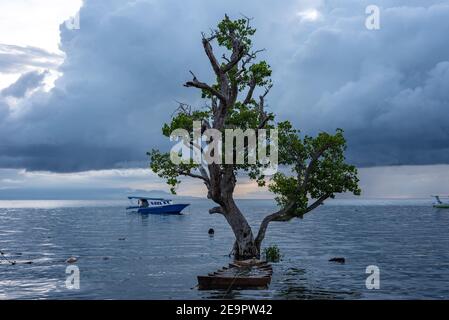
197, 260, 273, 290
197, 275, 271, 290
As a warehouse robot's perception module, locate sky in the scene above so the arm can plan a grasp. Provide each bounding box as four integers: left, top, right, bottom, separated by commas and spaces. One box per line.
0, 0, 448, 199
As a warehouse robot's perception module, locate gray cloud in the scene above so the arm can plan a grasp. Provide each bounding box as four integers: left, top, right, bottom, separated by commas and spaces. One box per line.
1, 70, 48, 98
275, 1, 449, 166
0, 0, 448, 172
0, 44, 62, 74
0, 98, 8, 119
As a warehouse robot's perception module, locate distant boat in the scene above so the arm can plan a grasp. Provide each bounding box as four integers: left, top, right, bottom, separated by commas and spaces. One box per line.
126, 196, 189, 214
432, 195, 449, 209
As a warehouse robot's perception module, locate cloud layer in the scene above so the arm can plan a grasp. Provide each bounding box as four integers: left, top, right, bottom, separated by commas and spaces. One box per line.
1, 70, 48, 98
0, 0, 448, 172
2, 164, 449, 199
0, 44, 62, 74
276, 1, 449, 166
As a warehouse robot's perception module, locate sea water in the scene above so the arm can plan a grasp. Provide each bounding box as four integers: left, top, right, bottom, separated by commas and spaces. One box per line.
1, 198, 449, 299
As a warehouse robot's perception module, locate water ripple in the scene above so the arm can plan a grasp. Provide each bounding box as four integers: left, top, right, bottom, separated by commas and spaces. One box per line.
1, 199, 449, 299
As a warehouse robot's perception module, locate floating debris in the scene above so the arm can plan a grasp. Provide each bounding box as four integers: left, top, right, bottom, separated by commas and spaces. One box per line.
66, 257, 78, 264
329, 257, 346, 264
0, 250, 16, 265
208, 228, 214, 235
118, 238, 126, 241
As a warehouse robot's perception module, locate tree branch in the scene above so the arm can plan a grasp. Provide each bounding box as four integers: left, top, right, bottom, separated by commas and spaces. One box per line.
257, 116, 270, 130
221, 21, 246, 73
255, 192, 331, 248
255, 138, 336, 247
199, 166, 210, 182
255, 84, 272, 129
184, 71, 227, 102
301, 142, 333, 191
243, 78, 256, 105
178, 169, 210, 185
236, 49, 266, 81
209, 206, 224, 214
222, 44, 245, 73
201, 33, 221, 77
258, 84, 272, 110
305, 194, 331, 213
255, 202, 296, 247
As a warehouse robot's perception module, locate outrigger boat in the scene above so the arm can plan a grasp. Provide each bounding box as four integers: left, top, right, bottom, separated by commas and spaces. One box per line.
432, 195, 449, 209
126, 196, 189, 214
197, 259, 273, 290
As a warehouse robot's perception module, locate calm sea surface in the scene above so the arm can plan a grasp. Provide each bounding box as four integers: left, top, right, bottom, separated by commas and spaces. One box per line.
1, 198, 449, 299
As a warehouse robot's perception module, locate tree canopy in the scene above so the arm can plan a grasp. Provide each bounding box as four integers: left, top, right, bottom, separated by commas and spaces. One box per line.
148, 14, 360, 258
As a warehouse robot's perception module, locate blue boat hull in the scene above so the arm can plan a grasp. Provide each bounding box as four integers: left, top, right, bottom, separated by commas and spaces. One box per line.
127, 204, 189, 214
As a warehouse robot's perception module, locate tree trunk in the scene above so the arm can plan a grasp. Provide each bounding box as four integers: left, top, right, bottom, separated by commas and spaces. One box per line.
221, 197, 259, 260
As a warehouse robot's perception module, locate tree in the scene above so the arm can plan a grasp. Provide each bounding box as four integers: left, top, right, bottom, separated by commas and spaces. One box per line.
149, 15, 361, 259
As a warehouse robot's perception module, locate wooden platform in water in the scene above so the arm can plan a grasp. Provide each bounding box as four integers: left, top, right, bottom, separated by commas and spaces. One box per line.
197, 259, 273, 290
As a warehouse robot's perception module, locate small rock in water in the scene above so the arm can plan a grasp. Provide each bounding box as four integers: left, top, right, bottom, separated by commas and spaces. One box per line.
208, 228, 215, 235
118, 238, 126, 241
66, 257, 78, 264
103, 257, 110, 260
329, 257, 345, 264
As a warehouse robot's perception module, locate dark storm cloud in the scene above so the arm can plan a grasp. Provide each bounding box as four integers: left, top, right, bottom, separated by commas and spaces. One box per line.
0, 0, 297, 172
0, 0, 448, 172
0, 144, 138, 172
275, 1, 449, 166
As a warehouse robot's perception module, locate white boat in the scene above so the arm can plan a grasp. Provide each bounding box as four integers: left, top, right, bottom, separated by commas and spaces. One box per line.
126, 196, 190, 214
432, 195, 449, 209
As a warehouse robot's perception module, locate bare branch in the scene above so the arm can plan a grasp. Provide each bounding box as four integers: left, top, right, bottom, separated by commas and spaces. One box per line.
240, 13, 254, 29
184, 70, 227, 102
172, 101, 192, 117
236, 49, 265, 80
258, 83, 272, 110
255, 84, 272, 129
243, 78, 256, 105
221, 54, 231, 63
222, 43, 246, 73
201, 33, 222, 77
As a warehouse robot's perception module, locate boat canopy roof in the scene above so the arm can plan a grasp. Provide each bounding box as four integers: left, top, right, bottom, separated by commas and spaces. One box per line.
127, 196, 170, 200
